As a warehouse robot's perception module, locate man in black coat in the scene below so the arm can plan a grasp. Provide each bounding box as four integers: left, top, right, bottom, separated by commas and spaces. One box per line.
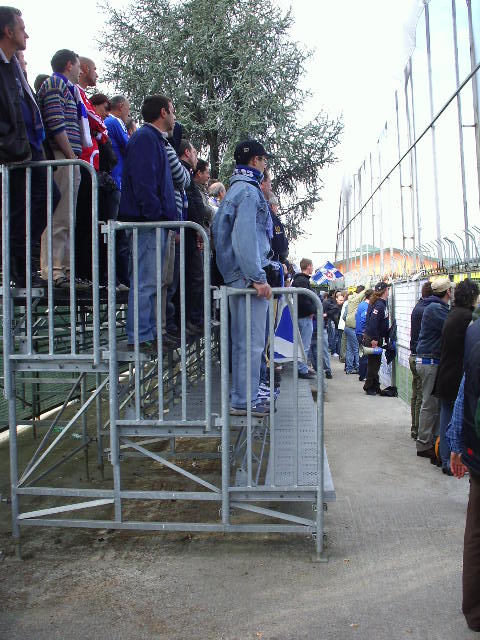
292, 258, 317, 380
0, 7, 59, 286
179, 140, 209, 335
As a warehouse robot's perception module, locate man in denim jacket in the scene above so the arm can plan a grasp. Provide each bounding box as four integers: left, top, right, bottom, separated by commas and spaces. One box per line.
213, 139, 273, 416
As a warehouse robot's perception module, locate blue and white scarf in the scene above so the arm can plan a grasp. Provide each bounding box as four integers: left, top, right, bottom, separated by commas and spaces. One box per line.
233, 164, 264, 183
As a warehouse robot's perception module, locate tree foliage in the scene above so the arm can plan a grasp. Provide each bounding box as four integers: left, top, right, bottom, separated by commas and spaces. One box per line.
99, 0, 342, 239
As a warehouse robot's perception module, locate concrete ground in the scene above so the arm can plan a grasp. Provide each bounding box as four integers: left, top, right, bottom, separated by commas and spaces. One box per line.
0, 357, 477, 640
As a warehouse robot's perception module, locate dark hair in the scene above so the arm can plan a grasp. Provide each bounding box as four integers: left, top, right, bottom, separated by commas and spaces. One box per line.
0, 6, 21, 36
195, 158, 209, 174
454, 278, 479, 309
90, 93, 110, 108
141, 94, 171, 123
110, 95, 127, 111
51, 49, 78, 73
34, 73, 49, 94
421, 281, 433, 298
364, 289, 374, 300
355, 285, 365, 294
178, 139, 193, 157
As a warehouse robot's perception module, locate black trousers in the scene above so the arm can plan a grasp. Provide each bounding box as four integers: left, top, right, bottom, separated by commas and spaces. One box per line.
5, 147, 60, 281
185, 231, 204, 326
463, 471, 480, 631
362, 336, 382, 393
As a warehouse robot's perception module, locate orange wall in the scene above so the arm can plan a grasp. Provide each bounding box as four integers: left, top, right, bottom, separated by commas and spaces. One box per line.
336, 251, 438, 275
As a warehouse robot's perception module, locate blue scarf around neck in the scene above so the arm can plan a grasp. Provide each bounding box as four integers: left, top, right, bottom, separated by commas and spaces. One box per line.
233, 164, 264, 183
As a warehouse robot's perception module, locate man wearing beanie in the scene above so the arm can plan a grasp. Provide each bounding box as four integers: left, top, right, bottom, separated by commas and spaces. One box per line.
212, 139, 273, 417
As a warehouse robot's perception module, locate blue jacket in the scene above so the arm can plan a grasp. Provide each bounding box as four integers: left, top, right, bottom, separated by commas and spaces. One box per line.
119, 124, 177, 223
104, 115, 129, 190
212, 173, 271, 285
416, 296, 450, 358
355, 300, 369, 336
410, 296, 435, 353
364, 298, 389, 341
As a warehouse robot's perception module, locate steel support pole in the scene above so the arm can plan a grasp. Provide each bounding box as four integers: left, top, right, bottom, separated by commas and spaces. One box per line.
425, 2, 443, 261
220, 287, 230, 526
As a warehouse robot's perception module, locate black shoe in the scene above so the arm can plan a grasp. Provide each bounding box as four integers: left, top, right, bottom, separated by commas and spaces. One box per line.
162, 332, 180, 347
417, 448, 434, 459
411, 430, 418, 440
128, 340, 158, 356
365, 389, 378, 395
298, 371, 316, 380
325, 371, 332, 379
358, 377, 365, 382
442, 467, 453, 476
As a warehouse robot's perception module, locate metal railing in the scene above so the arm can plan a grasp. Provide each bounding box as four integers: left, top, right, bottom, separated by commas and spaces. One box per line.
1, 163, 329, 557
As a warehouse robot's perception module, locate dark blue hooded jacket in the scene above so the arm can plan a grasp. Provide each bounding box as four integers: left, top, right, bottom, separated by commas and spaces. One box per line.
416, 296, 450, 358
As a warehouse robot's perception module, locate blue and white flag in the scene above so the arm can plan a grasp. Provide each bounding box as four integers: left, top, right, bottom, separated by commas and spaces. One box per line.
273, 300, 307, 363
312, 261, 343, 285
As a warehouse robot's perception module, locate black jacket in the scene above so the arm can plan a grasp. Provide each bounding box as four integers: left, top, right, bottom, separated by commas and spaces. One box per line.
182, 160, 209, 228
462, 318, 480, 476
270, 210, 288, 262
0, 54, 30, 162
410, 296, 435, 353
364, 298, 389, 342
292, 272, 316, 318
434, 305, 473, 401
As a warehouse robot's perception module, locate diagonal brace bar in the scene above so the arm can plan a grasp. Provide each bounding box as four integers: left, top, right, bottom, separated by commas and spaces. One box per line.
122, 438, 220, 493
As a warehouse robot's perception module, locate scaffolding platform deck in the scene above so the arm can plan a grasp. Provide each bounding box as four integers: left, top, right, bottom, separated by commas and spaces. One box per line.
265, 369, 335, 500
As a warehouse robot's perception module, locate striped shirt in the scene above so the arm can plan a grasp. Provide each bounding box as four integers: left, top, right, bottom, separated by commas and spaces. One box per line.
37, 74, 82, 155
163, 137, 190, 220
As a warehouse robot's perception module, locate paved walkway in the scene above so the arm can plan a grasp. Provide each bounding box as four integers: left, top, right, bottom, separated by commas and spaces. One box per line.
0, 357, 476, 639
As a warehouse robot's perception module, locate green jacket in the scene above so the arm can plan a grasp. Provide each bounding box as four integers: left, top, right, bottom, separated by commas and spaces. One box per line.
345, 290, 367, 329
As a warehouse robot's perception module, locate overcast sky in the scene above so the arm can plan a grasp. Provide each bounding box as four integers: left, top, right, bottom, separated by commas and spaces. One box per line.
19, 0, 421, 267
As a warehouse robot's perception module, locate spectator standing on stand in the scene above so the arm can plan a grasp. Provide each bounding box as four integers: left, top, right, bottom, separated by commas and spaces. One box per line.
213, 139, 273, 417
38, 49, 85, 287
0, 7, 59, 286
118, 94, 177, 352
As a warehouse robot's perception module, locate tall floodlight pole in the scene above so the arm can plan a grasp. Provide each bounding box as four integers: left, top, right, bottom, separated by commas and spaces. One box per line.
377, 141, 385, 275
467, 1, 480, 225
369, 152, 376, 277
405, 61, 421, 272
395, 90, 407, 274
358, 166, 363, 272
425, 1, 443, 261
452, 0, 470, 260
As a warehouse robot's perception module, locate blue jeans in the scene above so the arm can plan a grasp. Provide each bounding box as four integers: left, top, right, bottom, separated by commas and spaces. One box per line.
229, 279, 268, 409
259, 308, 270, 385
298, 316, 313, 374
357, 334, 367, 379
439, 398, 454, 469
345, 327, 359, 372
334, 328, 342, 356
328, 320, 336, 353
126, 227, 167, 344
